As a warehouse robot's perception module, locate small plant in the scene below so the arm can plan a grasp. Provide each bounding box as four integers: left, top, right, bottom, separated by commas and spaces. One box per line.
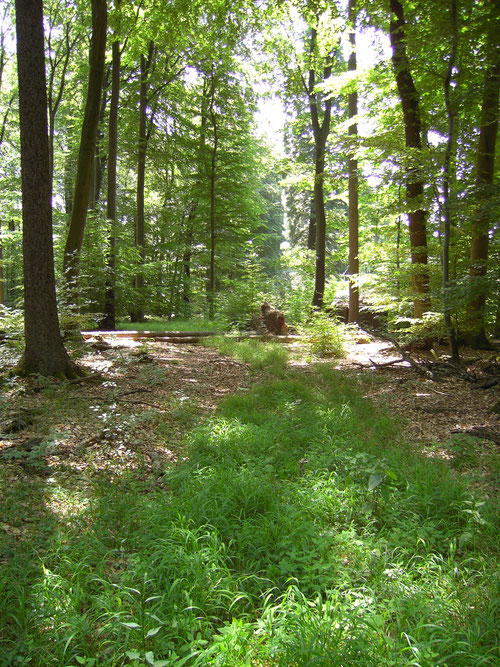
301, 309, 346, 358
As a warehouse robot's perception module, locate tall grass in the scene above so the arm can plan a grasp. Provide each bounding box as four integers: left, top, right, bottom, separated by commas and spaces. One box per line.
0, 361, 498, 666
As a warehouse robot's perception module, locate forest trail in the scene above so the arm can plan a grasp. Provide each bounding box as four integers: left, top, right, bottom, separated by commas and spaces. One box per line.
1, 334, 498, 494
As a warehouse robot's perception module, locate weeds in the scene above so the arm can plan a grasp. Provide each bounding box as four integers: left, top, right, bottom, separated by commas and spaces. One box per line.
0, 351, 498, 666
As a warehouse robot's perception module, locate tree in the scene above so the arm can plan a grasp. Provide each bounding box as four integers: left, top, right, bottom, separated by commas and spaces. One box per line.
389, 0, 429, 318
130, 40, 154, 323
63, 0, 107, 294
101, 0, 122, 330
15, 0, 74, 376
467, 21, 500, 346
347, 0, 359, 323
441, 0, 459, 360
304, 22, 334, 310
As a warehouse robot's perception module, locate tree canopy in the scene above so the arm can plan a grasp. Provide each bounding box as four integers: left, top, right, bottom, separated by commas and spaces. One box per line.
0, 0, 499, 372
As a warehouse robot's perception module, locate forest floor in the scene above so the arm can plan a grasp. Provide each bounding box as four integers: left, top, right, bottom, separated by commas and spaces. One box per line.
1, 332, 498, 496
1, 332, 499, 665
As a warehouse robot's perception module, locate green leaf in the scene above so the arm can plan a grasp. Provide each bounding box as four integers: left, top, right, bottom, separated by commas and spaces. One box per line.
122, 622, 141, 629
146, 626, 161, 637
125, 651, 141, 660
368, 473, 383, 491
459, 532, 473, 548
145, 652, 155, 665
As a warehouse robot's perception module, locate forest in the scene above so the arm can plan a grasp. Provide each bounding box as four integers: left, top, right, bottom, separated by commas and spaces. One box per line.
0, 0, 499, 665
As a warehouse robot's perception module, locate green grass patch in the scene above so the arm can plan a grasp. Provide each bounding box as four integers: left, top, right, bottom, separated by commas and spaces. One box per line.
204, 336, 289, 376
0, 360, 498, 666
115, 318, 224, 332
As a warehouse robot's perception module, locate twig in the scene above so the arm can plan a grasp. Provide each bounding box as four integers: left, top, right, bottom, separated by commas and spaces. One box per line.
368, 357, 408, 368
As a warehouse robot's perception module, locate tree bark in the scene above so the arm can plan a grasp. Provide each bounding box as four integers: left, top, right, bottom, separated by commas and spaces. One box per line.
348, 0, 359, 324
63, 0, 107, 295
101, 18, 121, 330
207, 70, 218, 320
304, 26, 333, 310
467, 24, 500, 347
389, 0, 429, 318
15, 0, 75, 376
442, 0, 459, 360
0, 221, 4, 305
131, 41, 154, 323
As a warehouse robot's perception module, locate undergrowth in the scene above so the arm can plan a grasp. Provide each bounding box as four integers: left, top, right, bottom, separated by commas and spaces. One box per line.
203, 337, 289, 375
0, 353, 498, 666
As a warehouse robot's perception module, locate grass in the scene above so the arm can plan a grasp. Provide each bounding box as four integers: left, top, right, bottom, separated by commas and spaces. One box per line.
115, 319, 224, 332
203, 336, 290, 375
0, 344, 498, 666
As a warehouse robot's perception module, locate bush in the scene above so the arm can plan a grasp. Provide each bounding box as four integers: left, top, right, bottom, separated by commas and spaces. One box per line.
301, 310, 346, 358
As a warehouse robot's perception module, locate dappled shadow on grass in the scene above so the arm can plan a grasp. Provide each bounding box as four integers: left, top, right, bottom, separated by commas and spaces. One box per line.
1, 366, 498, 665
0, 467, 77, 665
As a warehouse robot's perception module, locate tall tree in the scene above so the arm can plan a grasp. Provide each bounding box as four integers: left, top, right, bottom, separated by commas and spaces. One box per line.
63, 0, 107, 294
389, 0, 429, 318
302, 22, 334, 310
101, 0, 121, 330
207, 66, 218, 319
15, 0, 74, 376
441, 0, 459, 360
130, 40, 154, 323
467, 22, 500, 346
347, 0, 359, 323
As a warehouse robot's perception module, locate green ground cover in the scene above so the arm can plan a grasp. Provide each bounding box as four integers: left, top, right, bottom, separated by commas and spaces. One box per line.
0, 343, 498, 666
115, 320, 224, 333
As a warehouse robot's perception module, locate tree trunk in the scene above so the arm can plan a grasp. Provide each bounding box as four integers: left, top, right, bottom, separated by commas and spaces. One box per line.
442, 0, 459, 360
131, 41, 154, 323
0, 221, 4, 305
389, 0, 429, 318
348, 0, 359, 324
15, 0, 75, 377
207, 70, 218, 320
467, 25, 500, 347
305, 25, 333, 310
307, 193, 316, 250
101, 24, 121, 330
63, 0, 107, 296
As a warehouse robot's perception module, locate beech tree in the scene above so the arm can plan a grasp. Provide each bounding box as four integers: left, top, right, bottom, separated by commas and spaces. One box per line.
63, 0, 107, 294
15, 0, 74, 376
347, 0, 359, 323
389, 0, 429, 319
467, 21, 500, 346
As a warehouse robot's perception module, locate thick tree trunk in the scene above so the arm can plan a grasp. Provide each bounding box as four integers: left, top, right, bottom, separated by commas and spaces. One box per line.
102, 30, 121, 330
348, 0, 359, 324
15, 0, 75, 377
467, 26, 500, 347
63, 0, 107, 295
389, 0, 429, 318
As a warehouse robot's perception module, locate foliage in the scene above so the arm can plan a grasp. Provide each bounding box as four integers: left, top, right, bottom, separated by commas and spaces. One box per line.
301, 309, 347, 358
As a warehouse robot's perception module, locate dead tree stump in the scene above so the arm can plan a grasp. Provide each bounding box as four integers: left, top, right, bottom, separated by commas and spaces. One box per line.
261, 303, 289, 335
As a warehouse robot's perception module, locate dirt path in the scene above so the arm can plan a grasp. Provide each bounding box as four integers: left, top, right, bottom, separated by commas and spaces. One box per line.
1, 335, 498, 493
